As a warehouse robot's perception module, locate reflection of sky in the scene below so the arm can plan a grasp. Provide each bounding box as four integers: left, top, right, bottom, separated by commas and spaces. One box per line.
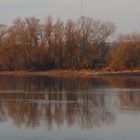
0, 0, 140, 33
1, 115, 140, 140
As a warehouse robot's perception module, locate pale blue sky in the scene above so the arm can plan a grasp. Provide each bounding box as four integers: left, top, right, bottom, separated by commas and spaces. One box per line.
0, 0, 140, 33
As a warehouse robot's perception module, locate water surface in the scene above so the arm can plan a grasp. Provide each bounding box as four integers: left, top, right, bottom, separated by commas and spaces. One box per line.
0, 76, 139, 140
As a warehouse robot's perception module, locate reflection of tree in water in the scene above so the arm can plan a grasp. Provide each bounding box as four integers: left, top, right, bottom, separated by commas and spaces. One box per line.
0, 92, 115, 130
118, 92, 140, 111
0, 76, 139, 129
0, 76, 110, 92
105, 77, 140, 88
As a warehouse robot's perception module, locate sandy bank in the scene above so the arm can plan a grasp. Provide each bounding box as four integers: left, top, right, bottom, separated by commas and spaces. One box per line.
0, 70, 139, 77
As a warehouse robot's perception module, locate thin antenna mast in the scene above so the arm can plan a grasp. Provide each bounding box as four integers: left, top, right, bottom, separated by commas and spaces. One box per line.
81, 0, 83, 17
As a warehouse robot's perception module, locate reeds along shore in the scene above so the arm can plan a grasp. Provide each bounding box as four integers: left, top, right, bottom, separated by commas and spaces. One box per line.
0, 16, 139, 71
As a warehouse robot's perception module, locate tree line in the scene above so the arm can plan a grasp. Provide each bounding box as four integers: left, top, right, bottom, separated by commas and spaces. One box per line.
0, 16, 139, 71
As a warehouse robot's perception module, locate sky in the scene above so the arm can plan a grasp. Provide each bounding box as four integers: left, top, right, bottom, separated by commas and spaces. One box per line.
0, 0, 140, 33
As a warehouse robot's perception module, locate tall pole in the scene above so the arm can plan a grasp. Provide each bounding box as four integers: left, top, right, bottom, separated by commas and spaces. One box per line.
81, 0, 83, 18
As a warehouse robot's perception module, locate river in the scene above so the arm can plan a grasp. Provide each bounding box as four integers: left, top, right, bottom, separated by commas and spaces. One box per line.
0, 75, 139, 140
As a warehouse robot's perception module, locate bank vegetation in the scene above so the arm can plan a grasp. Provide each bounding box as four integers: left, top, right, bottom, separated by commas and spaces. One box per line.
0, 16, 139, 71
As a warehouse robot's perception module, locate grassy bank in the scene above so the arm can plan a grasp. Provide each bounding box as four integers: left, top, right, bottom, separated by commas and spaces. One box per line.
0, 70, 139, 78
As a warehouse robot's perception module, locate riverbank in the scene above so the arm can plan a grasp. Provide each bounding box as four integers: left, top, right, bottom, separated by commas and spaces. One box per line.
0, 70, 139, 77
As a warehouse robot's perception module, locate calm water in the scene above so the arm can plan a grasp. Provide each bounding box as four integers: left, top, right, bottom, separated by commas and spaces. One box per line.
0, 75, 140, 140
